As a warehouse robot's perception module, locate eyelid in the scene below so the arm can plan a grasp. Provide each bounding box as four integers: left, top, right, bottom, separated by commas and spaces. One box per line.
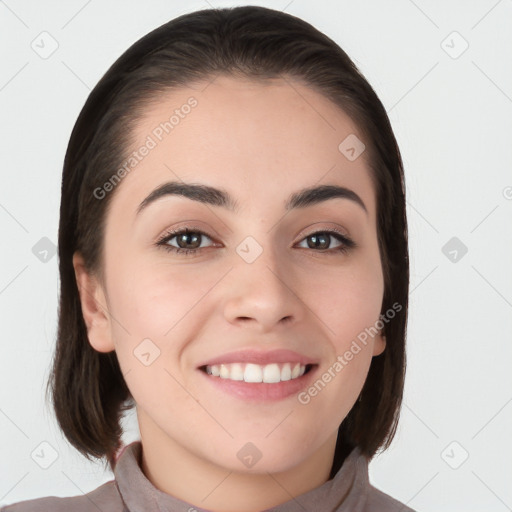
295, 223, 351, 243
155, 222, 217, 243
156, 227, 216, 249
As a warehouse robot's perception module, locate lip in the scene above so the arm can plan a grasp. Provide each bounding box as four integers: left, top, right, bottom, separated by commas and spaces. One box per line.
198, 363, 319, 402
196, 348, 319, 368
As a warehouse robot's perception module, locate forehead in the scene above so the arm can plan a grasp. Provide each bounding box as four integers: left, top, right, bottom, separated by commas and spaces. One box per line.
112, 75, 376, 218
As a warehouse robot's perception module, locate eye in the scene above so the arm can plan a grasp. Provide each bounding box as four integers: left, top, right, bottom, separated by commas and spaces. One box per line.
155, 227, 356, 256
296, 230, 356, 254
156, 227, 216, 256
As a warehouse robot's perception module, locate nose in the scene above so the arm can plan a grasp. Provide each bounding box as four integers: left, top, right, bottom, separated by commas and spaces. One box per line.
222, 242, 305, 333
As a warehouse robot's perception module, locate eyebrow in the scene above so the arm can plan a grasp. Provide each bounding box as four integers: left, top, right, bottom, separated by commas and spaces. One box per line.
136, 181, 368, 216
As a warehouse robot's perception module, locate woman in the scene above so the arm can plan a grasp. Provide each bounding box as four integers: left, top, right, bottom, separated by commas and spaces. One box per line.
2, 5, 412, 511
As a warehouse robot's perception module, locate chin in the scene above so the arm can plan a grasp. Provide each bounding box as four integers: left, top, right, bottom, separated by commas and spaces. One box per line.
206, 439, 316, 475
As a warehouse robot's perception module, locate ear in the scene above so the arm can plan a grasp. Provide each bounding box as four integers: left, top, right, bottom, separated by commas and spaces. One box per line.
372, 331, 386, 357
72, 252, 115, 353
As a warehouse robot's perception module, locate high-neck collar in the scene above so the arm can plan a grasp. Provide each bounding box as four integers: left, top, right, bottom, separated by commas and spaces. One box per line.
114, 441, 369, 512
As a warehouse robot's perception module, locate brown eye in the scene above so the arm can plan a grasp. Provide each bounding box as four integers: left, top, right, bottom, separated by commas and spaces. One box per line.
297, 231, 355, 254
157, 228, 215, 256
174, 230, 202, 249
156, 227, 355, 257
305, 232, 331, 250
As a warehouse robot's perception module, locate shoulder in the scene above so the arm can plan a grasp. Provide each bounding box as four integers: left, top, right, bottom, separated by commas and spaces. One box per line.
0, 480, 125, 512
365, 483, 417, 512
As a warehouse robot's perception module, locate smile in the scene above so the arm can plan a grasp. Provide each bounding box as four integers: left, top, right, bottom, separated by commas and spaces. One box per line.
201, 362, 314, 383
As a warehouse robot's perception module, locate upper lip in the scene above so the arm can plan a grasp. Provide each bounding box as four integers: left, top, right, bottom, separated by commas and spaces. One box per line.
197, 348, 319, 368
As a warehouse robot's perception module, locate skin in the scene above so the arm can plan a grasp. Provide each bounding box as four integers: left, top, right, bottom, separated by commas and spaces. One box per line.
73, 75, 386, 512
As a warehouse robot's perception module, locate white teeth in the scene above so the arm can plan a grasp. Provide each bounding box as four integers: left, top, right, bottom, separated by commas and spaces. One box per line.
230, 363, 244, 381
205, 362, 308, 383
219, 364, 230, 379
263, 363, 281, 383
244, 363, 263, 383
281, 363, 292, 381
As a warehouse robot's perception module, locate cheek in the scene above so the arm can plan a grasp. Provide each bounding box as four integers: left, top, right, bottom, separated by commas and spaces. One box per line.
299, 249, 383, 404
108, 258, 219, 339
104, 261, 220, 395
106, 269, 202, 415
307, 257, 384, 346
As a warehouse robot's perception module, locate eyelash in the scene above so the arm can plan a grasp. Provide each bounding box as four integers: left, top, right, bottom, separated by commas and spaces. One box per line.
155, 227, 356, 257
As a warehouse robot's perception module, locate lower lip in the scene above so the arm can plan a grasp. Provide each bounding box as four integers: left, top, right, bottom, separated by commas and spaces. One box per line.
198, 365, 319, 402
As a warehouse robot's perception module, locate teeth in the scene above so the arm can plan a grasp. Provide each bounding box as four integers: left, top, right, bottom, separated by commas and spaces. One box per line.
281, 363, 292, 381
229, 363, 244, 381
263, 363, 280, 383
245, 363, 263, 383
219, 364, 230, 379
205, 362, 308, 383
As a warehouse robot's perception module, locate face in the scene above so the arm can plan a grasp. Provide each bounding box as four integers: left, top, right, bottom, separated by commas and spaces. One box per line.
74, 75, 385, 474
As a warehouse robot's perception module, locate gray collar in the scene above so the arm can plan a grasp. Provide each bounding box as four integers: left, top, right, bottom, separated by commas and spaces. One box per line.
114, 441, 369, 512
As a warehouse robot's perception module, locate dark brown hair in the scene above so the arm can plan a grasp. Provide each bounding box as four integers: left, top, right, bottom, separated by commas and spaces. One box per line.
46, 5, 409, 475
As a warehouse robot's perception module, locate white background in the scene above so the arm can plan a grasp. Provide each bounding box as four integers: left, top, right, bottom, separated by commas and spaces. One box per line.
1, 1, 511, 511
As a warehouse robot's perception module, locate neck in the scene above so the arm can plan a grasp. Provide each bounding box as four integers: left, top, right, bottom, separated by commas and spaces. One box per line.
138, 416, 338, 512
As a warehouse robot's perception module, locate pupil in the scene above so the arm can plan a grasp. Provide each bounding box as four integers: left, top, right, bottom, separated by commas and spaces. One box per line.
179, 232, 200, 249
310, 233, 328, 249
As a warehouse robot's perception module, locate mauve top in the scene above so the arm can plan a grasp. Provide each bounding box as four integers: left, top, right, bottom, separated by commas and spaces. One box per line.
1, 441, 417, 512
